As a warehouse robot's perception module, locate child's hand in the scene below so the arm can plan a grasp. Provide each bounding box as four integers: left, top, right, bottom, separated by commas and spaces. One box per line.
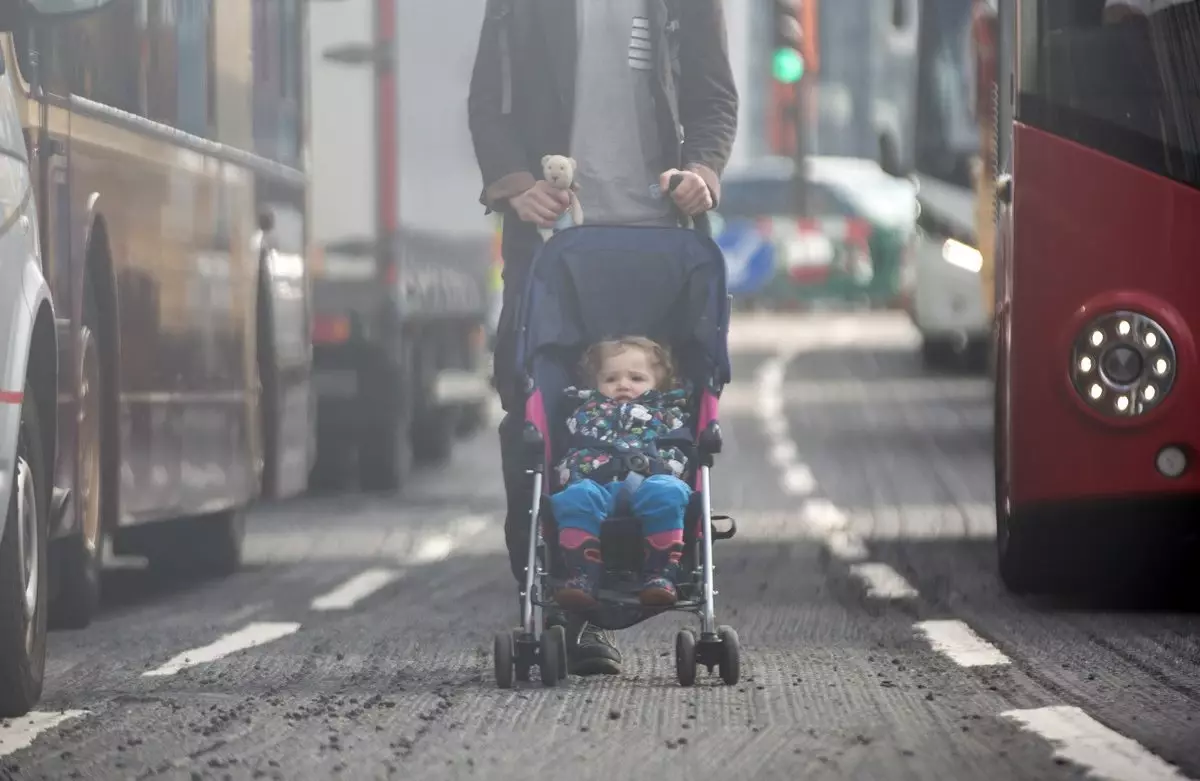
659, 169, 713, 216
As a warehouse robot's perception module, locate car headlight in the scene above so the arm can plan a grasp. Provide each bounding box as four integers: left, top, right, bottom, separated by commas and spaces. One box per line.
941, 238, 982, 273
1071, 310, 1176, 417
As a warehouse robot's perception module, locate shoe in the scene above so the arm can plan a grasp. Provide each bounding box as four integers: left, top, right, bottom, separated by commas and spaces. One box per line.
555, 569, 601, 610
555, 535, 602, 610
564, 616, 622, 676
638, 575, 678, 606
639, 535, 683, 607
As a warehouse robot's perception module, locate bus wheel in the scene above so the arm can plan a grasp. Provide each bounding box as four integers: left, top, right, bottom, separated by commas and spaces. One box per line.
0, 383, 49, 717
996, 507, 1073, 596
996, 510, 1037, 595
51, 290, 107, 629
143, 509, 246, 579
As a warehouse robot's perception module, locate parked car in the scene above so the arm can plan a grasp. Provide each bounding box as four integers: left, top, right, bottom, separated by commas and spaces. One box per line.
712, 155, 919, 311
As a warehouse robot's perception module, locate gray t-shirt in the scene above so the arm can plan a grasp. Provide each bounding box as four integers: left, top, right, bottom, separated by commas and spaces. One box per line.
570, 0, 676, 227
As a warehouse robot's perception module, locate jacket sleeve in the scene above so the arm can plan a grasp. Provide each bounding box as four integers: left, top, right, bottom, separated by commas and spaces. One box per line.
468, 0, 537, 212
677, 0, 740, 207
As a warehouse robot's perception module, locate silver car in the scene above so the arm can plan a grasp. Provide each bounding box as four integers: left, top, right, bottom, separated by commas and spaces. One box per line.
0, 20, 54, 719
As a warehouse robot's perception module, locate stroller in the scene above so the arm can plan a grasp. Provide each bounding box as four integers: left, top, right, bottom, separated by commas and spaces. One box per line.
493, 186, 740, 688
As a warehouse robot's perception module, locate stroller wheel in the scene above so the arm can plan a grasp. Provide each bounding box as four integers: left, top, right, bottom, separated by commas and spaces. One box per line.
494, 631, 515, 689
675, 629, 697, 687
554, 625, 569, 680
513, 629, 532, 681
717, 625, 740, 686
540, 625, 565, 687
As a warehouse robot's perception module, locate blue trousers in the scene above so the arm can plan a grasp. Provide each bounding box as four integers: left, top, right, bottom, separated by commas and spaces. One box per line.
550, 475, 691, 537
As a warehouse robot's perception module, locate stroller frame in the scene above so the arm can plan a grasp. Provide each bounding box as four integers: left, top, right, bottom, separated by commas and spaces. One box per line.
493, 185, 742, 689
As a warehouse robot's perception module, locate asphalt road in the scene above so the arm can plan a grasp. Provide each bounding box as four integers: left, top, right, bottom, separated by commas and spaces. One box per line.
3, 312, 1198, 781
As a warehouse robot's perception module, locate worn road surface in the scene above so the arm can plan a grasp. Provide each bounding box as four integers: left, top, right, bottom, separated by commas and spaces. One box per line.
3, 312, 1198, 780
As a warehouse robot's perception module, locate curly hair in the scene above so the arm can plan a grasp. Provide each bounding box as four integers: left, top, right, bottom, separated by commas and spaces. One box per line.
579, 336, 676, 390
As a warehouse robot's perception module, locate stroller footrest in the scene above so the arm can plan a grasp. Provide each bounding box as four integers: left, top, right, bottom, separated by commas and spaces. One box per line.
711, 514, 736, 540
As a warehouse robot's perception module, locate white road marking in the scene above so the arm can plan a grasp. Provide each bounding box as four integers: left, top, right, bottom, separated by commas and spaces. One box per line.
1002, 706, 1191, 781
0, 711, 88, 758
751, 325, 915, 593
849, 562, 918, 599
769, 440, 797, 466
762, 415, 789, 438
411, 534, 454, 563
402, 514, 492, 565
824, 528, 870, 561
915, 619, 1011, 667
782, 464, 816, 496
801, 499, 868, 560
311, 567, 402, 612
142, 621, 301, 677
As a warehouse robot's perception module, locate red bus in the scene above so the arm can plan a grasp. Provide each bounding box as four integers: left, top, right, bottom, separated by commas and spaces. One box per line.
994, 0, 1200, 593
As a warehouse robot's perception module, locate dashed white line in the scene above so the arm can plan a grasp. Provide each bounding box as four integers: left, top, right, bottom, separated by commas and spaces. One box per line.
1002, 706, 1192, 781
311, 567, 402, 612
142, 621, 302, 677
782, 463, 816, 496
824, 528, 869, 562
800, 499, 868, 561
406, 514, 491, 564
768, 440, 797, 466
761, 415, 789, 438
848, 562, 918, 599
0, 711, 88, 758
411, 534, 455, 563
915, 619, 1011, 667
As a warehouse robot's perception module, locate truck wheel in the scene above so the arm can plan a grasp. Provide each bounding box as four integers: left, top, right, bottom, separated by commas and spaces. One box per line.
358, 367, 413, 492
51, 282, 107, 629
0, 383, 49, 717
310, 419, 352, 493
411, 409, 455, 465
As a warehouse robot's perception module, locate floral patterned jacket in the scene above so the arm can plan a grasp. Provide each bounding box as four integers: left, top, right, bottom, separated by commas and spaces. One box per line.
556, 384, 693, 488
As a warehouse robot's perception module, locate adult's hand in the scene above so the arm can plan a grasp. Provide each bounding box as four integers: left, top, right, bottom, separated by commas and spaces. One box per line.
660, 168, 713, 216
509, 180, 571, 228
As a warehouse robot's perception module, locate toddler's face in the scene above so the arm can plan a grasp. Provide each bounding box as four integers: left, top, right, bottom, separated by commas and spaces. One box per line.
596, 347, 657, 402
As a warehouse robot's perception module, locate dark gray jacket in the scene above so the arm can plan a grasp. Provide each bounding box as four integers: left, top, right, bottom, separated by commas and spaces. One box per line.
468, 0, 739, 250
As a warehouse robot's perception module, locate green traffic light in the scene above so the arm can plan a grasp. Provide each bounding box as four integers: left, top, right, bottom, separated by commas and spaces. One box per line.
773, 47, 804, 83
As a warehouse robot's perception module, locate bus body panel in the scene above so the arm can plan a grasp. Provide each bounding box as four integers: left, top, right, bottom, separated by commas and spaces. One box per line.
5, 0, 311, 540
1007, 123, 1200, 508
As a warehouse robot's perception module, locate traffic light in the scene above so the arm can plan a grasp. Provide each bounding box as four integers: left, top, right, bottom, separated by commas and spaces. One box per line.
772, 0, 805, 84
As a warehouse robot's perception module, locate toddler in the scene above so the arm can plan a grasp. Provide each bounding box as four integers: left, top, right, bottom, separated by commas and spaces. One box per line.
550, 336, 693, 610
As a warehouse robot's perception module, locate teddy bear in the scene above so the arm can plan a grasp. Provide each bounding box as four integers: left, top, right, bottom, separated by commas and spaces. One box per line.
542, 154, 584, 231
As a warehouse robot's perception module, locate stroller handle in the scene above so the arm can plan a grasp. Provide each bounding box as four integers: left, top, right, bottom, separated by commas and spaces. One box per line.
667, 173, 713, 238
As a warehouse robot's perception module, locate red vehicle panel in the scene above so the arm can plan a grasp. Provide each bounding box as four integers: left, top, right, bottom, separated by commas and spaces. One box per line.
993, 0, 1200, 593
1007, 126, 1200, 506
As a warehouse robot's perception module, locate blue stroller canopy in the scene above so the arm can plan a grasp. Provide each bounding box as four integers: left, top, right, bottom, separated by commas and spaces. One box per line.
515, 225, 732, 386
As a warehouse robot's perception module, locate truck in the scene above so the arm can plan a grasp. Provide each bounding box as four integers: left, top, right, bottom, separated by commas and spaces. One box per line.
306, 0, 494, 491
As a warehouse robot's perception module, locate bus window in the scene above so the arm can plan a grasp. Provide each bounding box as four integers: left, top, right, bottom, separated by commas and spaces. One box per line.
1018, 0, 1200, 187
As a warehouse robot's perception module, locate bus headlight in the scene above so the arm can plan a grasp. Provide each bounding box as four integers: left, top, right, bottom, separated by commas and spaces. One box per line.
1071, 311, 1176, 417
